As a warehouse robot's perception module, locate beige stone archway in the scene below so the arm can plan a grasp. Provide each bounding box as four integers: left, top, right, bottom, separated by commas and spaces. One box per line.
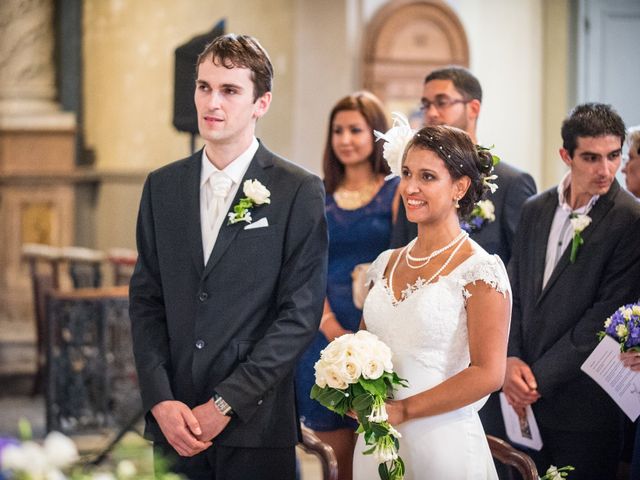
363, 0, 469, 120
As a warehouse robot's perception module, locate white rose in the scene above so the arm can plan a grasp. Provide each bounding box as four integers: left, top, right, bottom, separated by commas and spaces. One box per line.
623, 308, 633, 321
477, 200, 496, 222
362, 358, 384, 380
616, 324, 629, 338
570, 214, 591, 233
633, 305, 640, 316
314, 359, 329, 388
320, 342, 348, 367
44, 431, 78, 468
91, 473, 117, 480
5, 441, 48, 476
243, 179, 271, 205
604, 318, 612, 328
340, 359, 362, 384
1, 444, 29, 470
46, 470, 67, 480
324, 364, 349, 390
116, 459, 138, 478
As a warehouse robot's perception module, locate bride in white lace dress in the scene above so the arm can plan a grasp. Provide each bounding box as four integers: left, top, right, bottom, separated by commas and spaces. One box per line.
353, 126, 511, 480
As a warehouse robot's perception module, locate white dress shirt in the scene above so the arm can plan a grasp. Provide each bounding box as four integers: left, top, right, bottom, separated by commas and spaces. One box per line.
200, 137, 259, 264
542, 171, 599, 287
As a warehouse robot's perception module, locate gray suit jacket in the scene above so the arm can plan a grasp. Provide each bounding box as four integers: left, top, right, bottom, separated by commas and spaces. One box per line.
129, 142, 328, 447
508, 180, 640, 431
391, 161, 536, 264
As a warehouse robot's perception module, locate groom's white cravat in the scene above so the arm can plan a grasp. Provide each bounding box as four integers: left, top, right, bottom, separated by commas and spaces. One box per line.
199, 138, 259, 265
203, 171, 233, 257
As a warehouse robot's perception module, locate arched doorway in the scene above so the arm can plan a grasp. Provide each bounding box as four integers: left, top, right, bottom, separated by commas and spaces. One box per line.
363, 0, 469, 124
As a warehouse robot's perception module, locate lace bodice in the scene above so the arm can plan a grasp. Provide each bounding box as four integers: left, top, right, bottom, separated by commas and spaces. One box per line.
362, 240, 510, 386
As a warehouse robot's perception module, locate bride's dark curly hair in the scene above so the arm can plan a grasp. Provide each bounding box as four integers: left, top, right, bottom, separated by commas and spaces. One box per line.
401, 125, 494, 218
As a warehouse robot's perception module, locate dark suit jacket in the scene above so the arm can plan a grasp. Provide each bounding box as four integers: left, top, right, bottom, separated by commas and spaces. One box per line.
507, 180, 640, 431
390, 161, 536, 264
129, 142, 328, 448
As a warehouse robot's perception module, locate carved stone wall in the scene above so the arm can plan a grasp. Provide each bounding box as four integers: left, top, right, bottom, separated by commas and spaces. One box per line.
0, 0, 77, 375
0, 0, 57, 116
363, 0, 469, 114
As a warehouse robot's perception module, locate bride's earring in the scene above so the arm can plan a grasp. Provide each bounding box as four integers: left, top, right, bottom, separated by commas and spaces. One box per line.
454, 197, 460, 209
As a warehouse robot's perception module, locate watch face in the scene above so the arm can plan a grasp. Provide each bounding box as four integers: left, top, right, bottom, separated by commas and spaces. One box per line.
215, 396, 232, 415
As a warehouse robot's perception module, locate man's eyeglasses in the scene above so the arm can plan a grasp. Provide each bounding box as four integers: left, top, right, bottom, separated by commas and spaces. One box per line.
419, 97, 470, 112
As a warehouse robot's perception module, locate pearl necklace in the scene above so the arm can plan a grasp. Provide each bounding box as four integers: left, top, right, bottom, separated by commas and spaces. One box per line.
405, 231, 468, 270
388, 232, 468, 302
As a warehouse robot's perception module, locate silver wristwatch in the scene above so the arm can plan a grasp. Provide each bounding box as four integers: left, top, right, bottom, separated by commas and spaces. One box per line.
213, 393, 234, 417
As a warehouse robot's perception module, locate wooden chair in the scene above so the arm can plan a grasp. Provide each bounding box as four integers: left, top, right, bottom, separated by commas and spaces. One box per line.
487, 435, 539, 480
106, 248, 137, 286
298, 424, 339, 480
60, 246, 105, 288
22, 243, 63, 395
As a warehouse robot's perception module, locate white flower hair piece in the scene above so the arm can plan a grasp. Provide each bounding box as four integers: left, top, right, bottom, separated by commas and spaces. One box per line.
374, 112, 416, 177
483, 174, 499, 193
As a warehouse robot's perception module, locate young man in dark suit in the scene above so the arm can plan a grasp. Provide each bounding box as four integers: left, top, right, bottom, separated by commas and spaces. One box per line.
504, 103, 640, 479
390, 66, 536, 265
129, 34, 328, 479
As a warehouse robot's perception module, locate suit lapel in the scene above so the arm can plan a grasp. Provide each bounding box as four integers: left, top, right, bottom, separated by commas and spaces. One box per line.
202, 143, 274, 279
183, 150, 205, 277
537, 181, 619, 304
531, 191, 557, 301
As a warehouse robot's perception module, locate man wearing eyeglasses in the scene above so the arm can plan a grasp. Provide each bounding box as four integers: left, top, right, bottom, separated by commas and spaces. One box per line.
390, 67, 537, 462
391, 66, 537, 265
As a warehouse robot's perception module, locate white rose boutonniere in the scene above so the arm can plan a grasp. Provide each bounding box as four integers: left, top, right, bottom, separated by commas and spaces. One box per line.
569, 213, 591, 263
227, 179, 271, 225
373, 112, 415, 177
539, 464, 575, 479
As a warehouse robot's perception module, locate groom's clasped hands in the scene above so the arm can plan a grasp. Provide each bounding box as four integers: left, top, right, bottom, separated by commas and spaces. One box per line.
151, 399, 231, 457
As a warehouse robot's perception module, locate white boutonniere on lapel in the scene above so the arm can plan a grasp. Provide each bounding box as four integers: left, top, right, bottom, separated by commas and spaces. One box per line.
569, 213, 591, 263
227, 179, 271, 225
460, 199, 496, 233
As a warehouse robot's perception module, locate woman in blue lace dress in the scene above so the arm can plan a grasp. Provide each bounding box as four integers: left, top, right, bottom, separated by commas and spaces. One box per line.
295, 91, 399, 479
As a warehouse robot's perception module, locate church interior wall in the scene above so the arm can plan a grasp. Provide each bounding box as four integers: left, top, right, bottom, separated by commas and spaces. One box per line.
82, 0, 562, 252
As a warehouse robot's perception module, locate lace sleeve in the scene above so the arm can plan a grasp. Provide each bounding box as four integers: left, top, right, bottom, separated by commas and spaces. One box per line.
459, 254, 510, 301
365, 249, 393, 288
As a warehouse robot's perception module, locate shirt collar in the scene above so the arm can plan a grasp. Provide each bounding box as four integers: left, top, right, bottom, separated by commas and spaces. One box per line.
556, 170, 599, 214
200, 137, 260, 187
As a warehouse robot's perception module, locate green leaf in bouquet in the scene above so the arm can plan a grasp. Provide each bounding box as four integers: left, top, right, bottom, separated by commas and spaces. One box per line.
352, 392, 374, 412
379, 462, 391, 480
312, 387, 350, 415
310, 383, 323, 399
362, 444, 377, 455
390, 371, 409, 388
370, 422, 390, 437
359, 377, 387, 397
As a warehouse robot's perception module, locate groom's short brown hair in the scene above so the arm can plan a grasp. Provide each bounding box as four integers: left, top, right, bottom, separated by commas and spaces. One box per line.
196, 33, 273, 102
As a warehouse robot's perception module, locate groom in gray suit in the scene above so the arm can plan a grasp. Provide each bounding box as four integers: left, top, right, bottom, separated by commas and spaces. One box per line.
504, 103, 640, 479
129, 34, 327, 479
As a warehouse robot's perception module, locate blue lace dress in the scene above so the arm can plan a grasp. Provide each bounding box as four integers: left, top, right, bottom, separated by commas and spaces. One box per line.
295, 177, 399, 431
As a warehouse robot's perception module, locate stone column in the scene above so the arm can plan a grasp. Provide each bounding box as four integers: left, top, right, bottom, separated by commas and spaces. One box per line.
0, 0, 77, 376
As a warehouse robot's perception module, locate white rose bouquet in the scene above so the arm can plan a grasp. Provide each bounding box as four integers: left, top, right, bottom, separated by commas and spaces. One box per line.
311, 331, 408, 480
